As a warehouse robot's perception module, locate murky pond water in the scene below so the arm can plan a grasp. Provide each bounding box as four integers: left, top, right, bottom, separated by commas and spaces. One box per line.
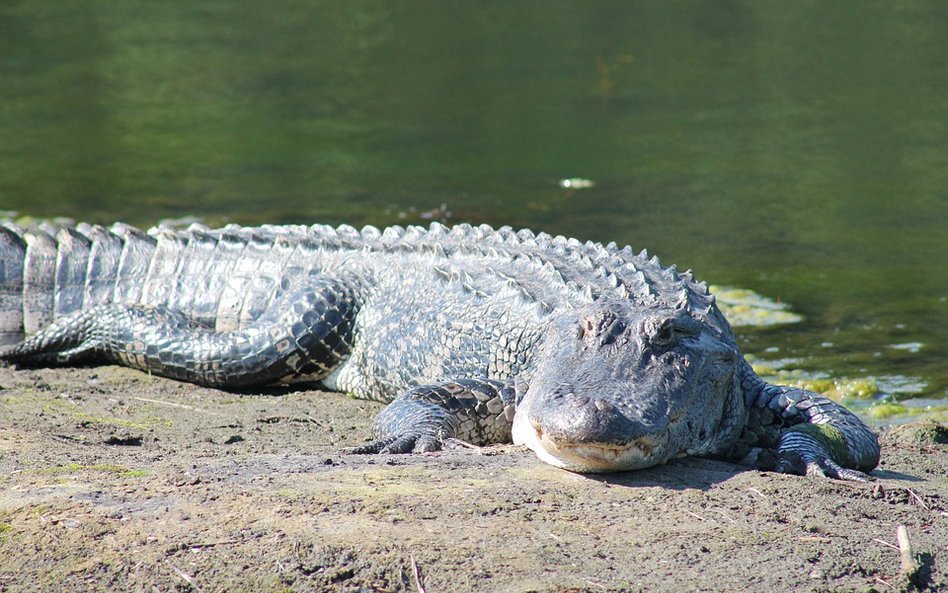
1, 2, 945, 421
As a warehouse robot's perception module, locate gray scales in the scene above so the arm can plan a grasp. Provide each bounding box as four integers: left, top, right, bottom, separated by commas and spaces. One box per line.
0, 221, 879, 480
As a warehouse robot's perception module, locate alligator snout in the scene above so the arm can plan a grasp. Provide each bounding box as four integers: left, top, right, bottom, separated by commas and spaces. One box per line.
532, 391, 661, 447
512, 386, 673, 472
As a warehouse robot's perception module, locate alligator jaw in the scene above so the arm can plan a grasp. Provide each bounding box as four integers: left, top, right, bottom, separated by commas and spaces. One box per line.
543, 437, 666, 473
512, 410, 667, 473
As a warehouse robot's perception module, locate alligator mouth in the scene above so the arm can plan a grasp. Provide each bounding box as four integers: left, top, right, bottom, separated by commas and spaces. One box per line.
516, 418, 667, 473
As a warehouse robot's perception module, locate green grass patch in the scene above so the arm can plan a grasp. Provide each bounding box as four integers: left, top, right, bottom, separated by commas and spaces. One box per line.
38, 463, 149, 478
710, 285, 803, 327
867, 402, 911, 420
3, 391, 170, 430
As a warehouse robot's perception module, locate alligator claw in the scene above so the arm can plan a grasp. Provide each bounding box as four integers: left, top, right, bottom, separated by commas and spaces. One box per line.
774, 453, 871, 482
806, 457, 872, 482
349, 436, 397, 455
350, 432, 444, 455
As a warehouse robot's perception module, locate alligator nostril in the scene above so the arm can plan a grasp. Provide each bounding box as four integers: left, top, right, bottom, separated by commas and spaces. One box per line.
573, 395, 590, 407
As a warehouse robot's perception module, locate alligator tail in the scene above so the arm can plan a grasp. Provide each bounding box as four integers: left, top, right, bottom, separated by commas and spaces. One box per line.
0, 222, 314, 347
0, 224, 26, 346
0, 222, 160, 346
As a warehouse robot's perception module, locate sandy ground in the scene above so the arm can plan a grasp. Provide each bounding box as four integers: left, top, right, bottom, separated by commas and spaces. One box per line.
0, 364, 945, 593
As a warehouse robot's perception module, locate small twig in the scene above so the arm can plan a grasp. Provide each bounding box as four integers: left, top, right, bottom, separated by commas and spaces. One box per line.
746, 487, 767, 498
905, 489, 929, 510
169, 563, 202, 593
897, 525, 919, 580
685, 510, 714, 523
300, 413, 331, 429
444, 437, 487, 453
583, 577, 608, 590
410, 554, 428, 593
444, 437, 482, 450
51, 433, 84, 444
186, 539, 240, 549
873, 537, 900, 551
293, 540, 303, 566
710, 509, 737, 524
132, 396, 221, 416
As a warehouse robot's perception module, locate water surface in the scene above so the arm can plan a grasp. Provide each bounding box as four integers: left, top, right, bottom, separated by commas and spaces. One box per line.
1, 1, 946, 420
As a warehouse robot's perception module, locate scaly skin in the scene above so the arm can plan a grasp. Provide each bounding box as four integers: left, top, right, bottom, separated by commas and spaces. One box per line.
0, 221, 880, 479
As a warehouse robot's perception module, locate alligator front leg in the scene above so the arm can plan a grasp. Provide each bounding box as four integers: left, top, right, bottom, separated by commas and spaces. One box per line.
1, 276, 361, 388
352, 378, 517, 454
744, 378, 881, 482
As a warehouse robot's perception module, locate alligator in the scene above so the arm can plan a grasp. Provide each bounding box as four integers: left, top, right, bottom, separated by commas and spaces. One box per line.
0, 220, 880, 480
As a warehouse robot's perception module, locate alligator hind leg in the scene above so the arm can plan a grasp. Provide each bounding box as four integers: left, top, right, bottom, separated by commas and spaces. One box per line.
352, 378, 517, 454
1, 276, 362, 388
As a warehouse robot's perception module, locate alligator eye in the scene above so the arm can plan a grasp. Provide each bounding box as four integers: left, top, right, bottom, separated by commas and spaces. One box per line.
650, 315, 700, 346
655, 321, 674, 344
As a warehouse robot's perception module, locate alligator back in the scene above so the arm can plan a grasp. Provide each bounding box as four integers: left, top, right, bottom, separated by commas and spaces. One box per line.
0, 221, 730, 349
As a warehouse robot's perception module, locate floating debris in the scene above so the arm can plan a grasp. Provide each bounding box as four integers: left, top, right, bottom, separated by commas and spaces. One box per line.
156, 215, 206, 229
746, 354, 940, 423
888, 342, 923, 353
396, 204, 452, 222
710, 285, 803, 327
558, 178, 596, 189
873, 375, 928, 396
867, 402, 911, 420
755, 371, 878, 401
419, 203, 452, 221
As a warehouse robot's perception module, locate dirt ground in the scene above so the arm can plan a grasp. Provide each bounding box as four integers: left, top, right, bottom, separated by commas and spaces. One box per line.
0, 364, 944, 593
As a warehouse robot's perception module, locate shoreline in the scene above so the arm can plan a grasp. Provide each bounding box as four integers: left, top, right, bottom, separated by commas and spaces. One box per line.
0, 364, 945, 592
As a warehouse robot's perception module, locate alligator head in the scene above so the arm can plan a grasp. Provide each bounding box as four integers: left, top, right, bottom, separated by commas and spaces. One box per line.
512, 299, 745, 472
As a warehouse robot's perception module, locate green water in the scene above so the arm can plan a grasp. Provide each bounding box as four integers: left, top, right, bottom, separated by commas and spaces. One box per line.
1, 2, 946, 420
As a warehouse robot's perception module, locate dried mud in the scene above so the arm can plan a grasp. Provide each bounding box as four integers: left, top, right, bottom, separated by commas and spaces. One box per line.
0, 364, 945, 593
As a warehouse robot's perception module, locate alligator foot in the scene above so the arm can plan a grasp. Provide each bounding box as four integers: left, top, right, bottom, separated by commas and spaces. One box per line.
776, 426, 873, 482
773, 450, 872, 481
350, 378, 516, 455
351, 433, 444, 455
748, 381, 880, 481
